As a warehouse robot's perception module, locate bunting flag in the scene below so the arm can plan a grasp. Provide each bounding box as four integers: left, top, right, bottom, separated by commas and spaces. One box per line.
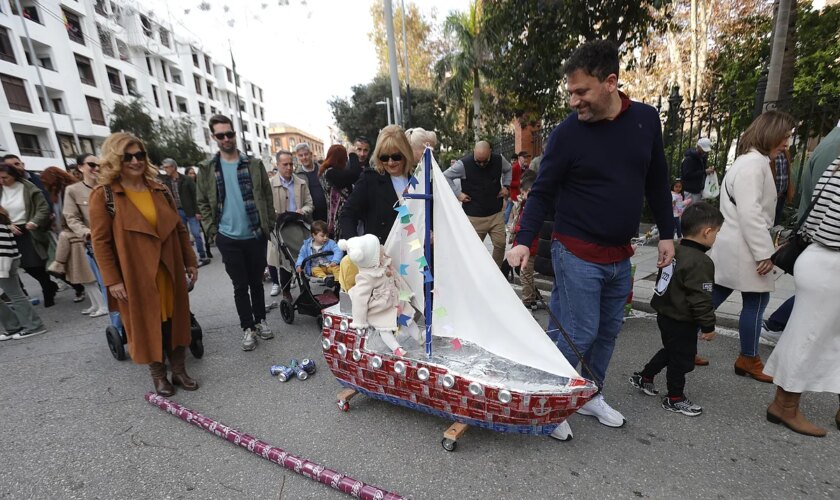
433, 307, 447, 319
416, 256, 428, 268
450, 338, 462, 350
394, 205, 411, 218
399, 264, 409, 276
400, 215, 411, 224
408, 239, 422, 252
397, 314, 412, 327
399, 289, 412, 301
408, 176, 419, 189
404, 224, 416, 236
423, 269, 433, 283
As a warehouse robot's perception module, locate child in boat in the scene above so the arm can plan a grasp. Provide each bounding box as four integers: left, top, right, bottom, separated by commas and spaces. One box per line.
338, 234, 405, 354
295, 220, 343, 279
509, 169, 539, 309
629, 202, 723, 417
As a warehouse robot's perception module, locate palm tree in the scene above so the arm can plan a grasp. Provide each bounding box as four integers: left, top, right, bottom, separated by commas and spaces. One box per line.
434, 1, 489, 142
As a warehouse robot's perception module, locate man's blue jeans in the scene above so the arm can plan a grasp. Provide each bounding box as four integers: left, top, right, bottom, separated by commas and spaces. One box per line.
548, 240, 632, 387
712, 284, 769, 357
503, 199, 514, 224
179, 209, 206, 259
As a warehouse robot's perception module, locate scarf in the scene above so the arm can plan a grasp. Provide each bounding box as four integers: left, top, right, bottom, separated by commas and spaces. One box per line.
213, 153, 262, 237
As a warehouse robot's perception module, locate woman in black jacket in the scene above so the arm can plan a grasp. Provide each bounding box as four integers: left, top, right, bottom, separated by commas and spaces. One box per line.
339, 125, 415, 244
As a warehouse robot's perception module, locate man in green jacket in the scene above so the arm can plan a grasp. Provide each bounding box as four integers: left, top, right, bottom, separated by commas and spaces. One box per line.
196, 114, 276, 351
161, 158, 210, 267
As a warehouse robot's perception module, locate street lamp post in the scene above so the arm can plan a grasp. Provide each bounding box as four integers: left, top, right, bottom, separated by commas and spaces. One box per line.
376, 99, 392, 126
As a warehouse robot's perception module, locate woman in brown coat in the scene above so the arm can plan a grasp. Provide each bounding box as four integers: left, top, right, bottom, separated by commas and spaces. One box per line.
90, 132, 199, 396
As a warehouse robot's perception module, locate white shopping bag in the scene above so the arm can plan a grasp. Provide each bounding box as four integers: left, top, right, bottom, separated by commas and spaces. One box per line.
702, 172, 720, 199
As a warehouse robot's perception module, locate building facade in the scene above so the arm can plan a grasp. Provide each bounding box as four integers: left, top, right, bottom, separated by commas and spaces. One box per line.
268, 123, 324, 161
0, 0, 270, 170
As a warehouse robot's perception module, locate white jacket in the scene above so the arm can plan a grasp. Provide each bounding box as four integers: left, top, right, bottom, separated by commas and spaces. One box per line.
709, 149, 778, 293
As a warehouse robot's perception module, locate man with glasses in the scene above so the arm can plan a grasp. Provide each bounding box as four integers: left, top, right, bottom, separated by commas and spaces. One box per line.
196, 115, 276, 352
160, 158, 210, 267
294, 143, 327, 223
443, 140, 512, 268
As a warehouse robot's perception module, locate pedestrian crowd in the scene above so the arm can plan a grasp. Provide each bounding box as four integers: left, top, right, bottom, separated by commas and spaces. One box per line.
2, 39, 837, 441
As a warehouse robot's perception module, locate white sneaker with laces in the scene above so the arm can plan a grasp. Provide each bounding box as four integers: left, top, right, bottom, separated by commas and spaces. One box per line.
81, 305, 96, 315
549, 420, 573, 441
256, 320, 274, 340
270, 284, 280, 296
241, 328, 258, 351
577, 394, 626, 427
760, 326, 782, 346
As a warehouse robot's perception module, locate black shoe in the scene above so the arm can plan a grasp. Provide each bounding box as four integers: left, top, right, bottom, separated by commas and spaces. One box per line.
198, 258, 211, 267
662, 396, 702, 416
629, 373, 659, 396
12, 327, 47, 340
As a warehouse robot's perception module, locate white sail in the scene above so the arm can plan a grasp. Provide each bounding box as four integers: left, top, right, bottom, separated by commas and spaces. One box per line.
428, 154, 580, 379
384, 162, 426, 314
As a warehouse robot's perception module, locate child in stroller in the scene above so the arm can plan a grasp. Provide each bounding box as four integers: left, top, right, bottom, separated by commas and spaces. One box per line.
271, 215, 341, 326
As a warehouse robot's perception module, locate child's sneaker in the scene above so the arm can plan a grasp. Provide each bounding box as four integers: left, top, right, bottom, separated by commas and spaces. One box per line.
662, 396, 702, 417
629, 373, 659, 396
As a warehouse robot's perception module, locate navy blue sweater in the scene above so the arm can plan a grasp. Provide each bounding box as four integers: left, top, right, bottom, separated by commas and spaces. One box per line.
515, 101, 674, 249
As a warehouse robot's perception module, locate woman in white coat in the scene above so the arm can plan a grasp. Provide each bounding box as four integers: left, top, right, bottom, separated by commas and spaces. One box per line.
763, 156, 840, 437
709, 110, 795, 383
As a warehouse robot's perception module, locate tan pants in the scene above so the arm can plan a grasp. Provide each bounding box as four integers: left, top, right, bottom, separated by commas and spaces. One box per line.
312, 265, 340, 278
468, 211, 506, 267
520, 258, 536, 303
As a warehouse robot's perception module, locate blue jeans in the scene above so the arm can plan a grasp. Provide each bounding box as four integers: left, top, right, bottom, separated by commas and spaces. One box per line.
548, 240, 632, 387
179, 209, 206, 259
86, 249, 123, 332
712, 284, 769, 357
503, 199, 514, 224
765, 295, 794, 332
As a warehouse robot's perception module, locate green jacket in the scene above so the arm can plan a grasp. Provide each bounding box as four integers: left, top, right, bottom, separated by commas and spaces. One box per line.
195, 154, 275, 239
798, 125, 840, 220
650, 239, 716, 333
160, 172, 198, 217
0, 179, 51, 259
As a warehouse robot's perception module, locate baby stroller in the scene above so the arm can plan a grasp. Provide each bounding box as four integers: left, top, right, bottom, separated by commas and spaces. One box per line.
270, 213, 340, 327
104, 276, 204, 361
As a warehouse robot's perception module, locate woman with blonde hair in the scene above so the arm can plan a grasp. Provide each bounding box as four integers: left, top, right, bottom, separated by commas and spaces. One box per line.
89, 132, 199, 396
405, 127, 437, 165
709, 110, 796, 383
339, 125, 415, 244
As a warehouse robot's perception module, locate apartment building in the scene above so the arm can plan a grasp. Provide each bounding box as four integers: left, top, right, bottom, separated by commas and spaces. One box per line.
0, 0, 269, 170
268, 123, 324, 161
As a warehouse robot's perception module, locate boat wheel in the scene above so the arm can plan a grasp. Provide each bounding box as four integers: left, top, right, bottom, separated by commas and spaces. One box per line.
441, 438, 457, 452
337, 400, 349, 412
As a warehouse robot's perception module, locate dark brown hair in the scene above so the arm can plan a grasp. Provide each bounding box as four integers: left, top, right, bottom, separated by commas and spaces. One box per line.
311, 220, 329, 235
319, 144, 348, 176
208, 114, 233, 133
737, 110, 795, 156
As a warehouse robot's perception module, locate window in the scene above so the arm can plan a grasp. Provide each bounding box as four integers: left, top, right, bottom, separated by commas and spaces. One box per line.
36, 56, 54, 71
242, 122, 248, 132
58, 133, 80, 157
171, 70, 182, 86
206, 82, 213, 100
226, 68, 232, 83
251, 84, 256, 98
0, 27, 15, 63
10, 3, 42, 24
152, 85, 160, 108
94, 0, 107, 16
1, 74, 32, 112
75, 54, 95, 86
260, 107, 265, 121
98, 25, 114, 57
177, 99, 187, 114
198, 102, 205, 117
63, 9, 85, 45
210, 106, 216, 115
204, 55, 211, 73
38, 95, 65, 114
162, 63, 169, 82
140, 15, 152, 37
86, 96, 106, 125
253, 103, 257, 116
259, 88, 263, 101
125, 76, 138, 96
167, 91, 174, 112
193, 74, 202, 94
159, 28, 170, 48
117, 39, 129, 61
145, 55, 154, 75
192, 52, 199, 68
14, 132, 45, 156
106, 66, 123, 94
274, 138, 280, 148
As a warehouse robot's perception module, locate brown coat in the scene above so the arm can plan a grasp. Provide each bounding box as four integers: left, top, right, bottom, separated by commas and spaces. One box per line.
89, 181, 197, 364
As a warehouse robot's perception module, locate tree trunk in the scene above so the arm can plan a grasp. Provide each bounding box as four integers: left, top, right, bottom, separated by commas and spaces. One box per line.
472, 66, 481, 142
764, 0, 793, 106
689, 0, 698, 101
778, 0, 797, 104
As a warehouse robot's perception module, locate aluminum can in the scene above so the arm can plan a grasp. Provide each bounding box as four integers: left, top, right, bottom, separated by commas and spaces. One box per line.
271, 365, 294, 382
300, 358, 317, 375
291, 364, 309, 381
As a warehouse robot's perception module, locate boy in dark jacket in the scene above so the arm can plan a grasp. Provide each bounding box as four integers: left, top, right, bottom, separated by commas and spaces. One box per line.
630, 202, 723, 416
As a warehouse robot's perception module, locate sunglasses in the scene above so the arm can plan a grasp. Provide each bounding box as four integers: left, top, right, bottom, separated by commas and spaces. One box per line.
214, 131, 236, 140
122, 151, 147, 162
85, 161, 99, 168
378, 153, 404, 163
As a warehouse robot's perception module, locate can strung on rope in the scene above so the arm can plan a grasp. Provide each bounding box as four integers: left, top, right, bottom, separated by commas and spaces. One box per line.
300, 358, 316, 375
270, 365, 294, 382
289, 359, 309, 381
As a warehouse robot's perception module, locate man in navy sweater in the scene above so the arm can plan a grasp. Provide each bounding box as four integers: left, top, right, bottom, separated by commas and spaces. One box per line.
508, 40, 675, 442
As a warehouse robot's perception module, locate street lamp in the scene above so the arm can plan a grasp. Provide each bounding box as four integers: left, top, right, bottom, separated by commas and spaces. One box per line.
376, 98, 392, 126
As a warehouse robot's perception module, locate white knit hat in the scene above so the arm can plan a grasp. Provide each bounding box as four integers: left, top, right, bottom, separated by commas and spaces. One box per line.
697, 137, 713, 152
337, 234, 381, 268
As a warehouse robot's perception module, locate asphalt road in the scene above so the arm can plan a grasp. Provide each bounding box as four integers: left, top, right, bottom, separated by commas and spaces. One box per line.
1, 260, 838, 500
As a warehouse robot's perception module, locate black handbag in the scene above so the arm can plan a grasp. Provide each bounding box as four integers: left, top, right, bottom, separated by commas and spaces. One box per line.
771, 167, 837, 275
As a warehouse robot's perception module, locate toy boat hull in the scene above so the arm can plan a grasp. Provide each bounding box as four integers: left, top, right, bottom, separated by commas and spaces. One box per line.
321, 307, 599, 436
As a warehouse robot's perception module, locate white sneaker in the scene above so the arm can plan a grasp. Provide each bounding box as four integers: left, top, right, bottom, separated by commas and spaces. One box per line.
89, 309, 109, 318
255, 320, 274, 340
760, 326, 782, 346
577, 394, 626, 427
81, 305, 96, 315
549, 420, 573, 441
270, 284, 280, 296
241, 328, 258, 351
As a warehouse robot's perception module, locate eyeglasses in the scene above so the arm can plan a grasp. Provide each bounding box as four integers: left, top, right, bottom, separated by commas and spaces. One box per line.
378, 153, 404, 163
122, 151, 147, 162
213, 131, 236, 140
84, 161, 99, 168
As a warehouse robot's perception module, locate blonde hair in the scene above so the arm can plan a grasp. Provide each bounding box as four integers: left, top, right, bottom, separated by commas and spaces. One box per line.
97, 132, 159, 186
737, 110, 796, 157
372, 125, 415, 176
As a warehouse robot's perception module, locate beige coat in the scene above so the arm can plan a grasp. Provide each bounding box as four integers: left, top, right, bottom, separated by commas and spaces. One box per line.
267, 173, 314, 269
709, 149, 778, 293
58, 182, 97, 283
50, 230, 95, 284
348, 264, 399, 330
90, 182, 197, 365
63, 182, 94, 239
